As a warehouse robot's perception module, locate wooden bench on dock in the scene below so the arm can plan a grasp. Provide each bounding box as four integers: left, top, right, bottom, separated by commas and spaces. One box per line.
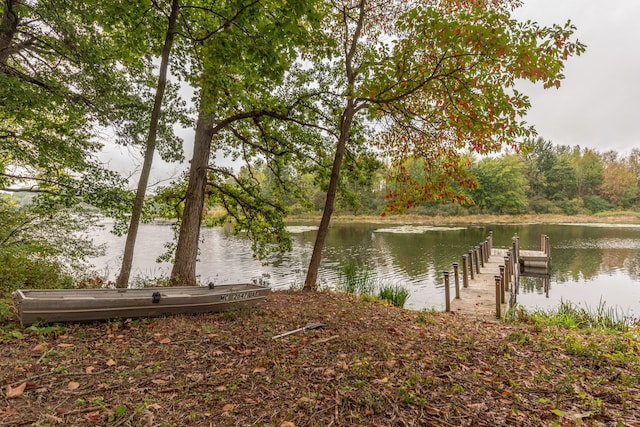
443, 233, 551, 319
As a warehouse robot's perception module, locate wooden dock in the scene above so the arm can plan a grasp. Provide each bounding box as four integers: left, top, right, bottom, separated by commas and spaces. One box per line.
445, 233, 550, 319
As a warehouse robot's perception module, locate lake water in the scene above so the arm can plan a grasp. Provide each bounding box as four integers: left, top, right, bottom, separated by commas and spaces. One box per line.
90, 221, 640, 318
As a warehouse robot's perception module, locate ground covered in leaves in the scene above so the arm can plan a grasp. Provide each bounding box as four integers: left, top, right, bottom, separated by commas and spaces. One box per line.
1, 290, 639, 427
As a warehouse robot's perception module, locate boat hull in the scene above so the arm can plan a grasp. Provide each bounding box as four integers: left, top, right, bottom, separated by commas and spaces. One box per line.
13, 284, 270, 326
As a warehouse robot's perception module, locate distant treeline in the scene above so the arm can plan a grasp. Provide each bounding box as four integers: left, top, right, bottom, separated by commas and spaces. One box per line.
178, 138, 639, 218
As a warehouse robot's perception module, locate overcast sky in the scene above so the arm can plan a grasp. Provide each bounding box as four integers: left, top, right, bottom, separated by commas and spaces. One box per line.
512, 0, 640, 155
102, 0, 640, 184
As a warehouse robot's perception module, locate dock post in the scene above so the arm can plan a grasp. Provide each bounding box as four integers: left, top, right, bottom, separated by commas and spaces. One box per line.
444, 272, 451, 312
474, 246, 480, 273
478, 244, 484, 268
453, 263, 460, 299
462, 255, 469, 288
488, 231, 493, 253
513, 247, 520, 294
468, 250, 474, 279
485, 238, 490, 262
504, 256, 511, 292
499, 265, 506, 304
495, 275, 502, 318
545, 235, 551, 259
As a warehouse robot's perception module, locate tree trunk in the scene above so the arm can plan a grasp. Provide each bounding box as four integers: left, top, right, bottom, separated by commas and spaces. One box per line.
303, 0, 365, 291
0, 0, 19, 68
303, 99, 356, 290
115, 0, 180, 288
170, 109, 215, 285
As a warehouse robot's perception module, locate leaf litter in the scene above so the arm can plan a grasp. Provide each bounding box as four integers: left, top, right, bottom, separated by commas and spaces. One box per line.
1, 290, 639, 426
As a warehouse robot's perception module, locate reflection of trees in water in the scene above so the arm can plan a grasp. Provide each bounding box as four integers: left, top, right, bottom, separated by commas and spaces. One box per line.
373, 228, 488, 283
519, 276, 547, 294
551, 248, 603, 282
551, 245, 640, 283
599, 248, 640, 282
623, 256, 640, 281
287, 222, 640, 294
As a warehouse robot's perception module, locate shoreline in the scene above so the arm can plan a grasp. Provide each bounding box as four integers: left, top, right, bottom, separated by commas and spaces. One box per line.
285, 212, 640, 225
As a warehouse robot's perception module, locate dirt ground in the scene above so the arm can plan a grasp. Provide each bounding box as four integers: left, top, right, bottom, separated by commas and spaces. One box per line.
1, 290, 639, 426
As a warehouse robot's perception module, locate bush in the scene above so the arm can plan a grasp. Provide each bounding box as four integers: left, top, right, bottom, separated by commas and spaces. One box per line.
527, 196, 554, 214
560, 198, 586, 216
583, 195, 613, 213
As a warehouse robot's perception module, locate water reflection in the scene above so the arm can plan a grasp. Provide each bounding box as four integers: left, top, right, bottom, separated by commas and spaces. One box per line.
90, 222, 640, 316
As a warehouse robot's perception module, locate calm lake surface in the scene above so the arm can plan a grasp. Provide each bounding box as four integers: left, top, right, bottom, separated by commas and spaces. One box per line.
90, 222, 640, 317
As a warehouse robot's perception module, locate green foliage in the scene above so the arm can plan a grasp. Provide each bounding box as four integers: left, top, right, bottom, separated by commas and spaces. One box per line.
0, 195, 104, 297
583, 195, 614, 214
506, 301, 630, 332
237, 138, 640, 218
378, 285, 411, 308
0, 0, 184, 228
470, 156, 528, 214
338, 261, 375, 295
0, 296, 13, 324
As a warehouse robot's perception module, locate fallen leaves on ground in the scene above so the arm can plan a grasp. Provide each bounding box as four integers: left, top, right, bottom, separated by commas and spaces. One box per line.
1, 290, 639, 426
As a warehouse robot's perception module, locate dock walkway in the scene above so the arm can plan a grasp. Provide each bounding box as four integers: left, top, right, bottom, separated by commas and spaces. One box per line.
446, 234, 550, 319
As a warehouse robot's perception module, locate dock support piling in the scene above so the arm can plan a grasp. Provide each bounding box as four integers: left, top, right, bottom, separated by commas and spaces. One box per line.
499, 265, 506, 304
474, 246, 480, 273
504, 256, 511, 292
444, 272, 451, 312
462, 255, 469, 288
495, 275, 502, 318
484, 239, 490, 263
453, 263, 460, 299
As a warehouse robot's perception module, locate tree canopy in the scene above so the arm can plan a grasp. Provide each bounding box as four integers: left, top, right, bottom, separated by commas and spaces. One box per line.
2, 0, 594, 291
0, 0, 183, 219
291, 0, 584, 289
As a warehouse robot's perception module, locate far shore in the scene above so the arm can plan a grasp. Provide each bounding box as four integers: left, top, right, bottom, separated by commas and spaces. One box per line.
285, 212, 640, 225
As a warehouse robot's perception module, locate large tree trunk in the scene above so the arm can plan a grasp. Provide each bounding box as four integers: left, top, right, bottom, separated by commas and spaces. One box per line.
116, 0, 180, 288
303, 0, 365, 291
303, 99, 356, 290
0, 0, 19, 68
170, 109, 215, 285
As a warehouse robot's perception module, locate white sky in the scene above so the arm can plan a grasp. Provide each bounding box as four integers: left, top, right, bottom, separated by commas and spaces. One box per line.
512, 0, 640, 155
102, 0, 640, 186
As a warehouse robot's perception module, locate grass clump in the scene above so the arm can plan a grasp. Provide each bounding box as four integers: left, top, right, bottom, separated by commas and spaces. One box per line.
378, 284, 411, 308
507, 300, 631, 332
337, 261, 411, 308
338, 260, 375, 295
